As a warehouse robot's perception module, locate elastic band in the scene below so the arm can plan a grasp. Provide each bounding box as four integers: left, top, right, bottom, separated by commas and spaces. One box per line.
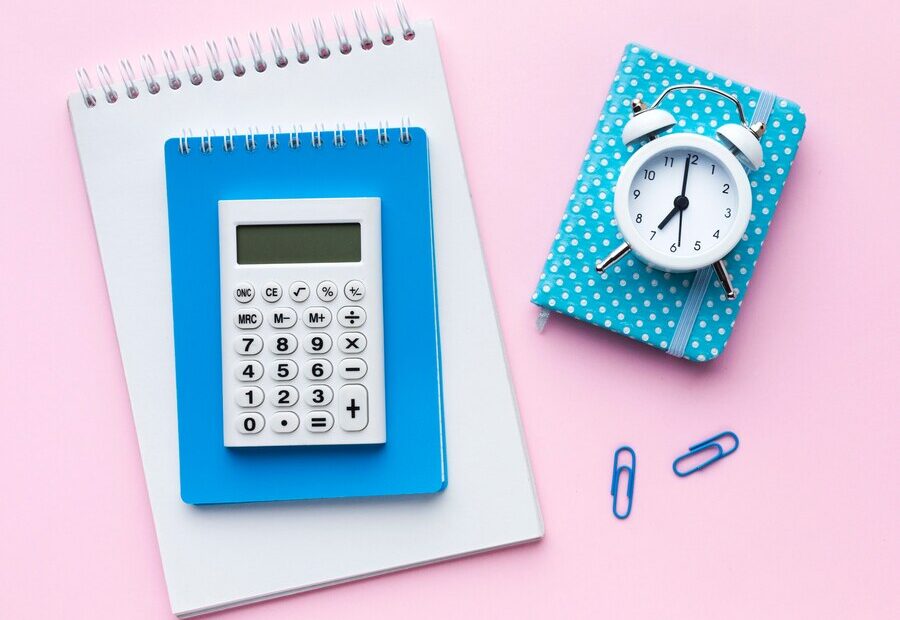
667, 90, 775, 358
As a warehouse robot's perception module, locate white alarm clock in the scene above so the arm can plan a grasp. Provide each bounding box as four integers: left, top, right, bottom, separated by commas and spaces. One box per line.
596, 84, 766, 299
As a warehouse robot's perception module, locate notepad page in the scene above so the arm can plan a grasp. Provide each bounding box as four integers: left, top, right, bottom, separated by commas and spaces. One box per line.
68, 19, 542, 616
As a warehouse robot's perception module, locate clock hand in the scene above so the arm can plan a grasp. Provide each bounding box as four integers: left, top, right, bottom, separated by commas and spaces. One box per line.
658, 195, 689, 230
677, 207, 683, 247
680, 153, 691, 196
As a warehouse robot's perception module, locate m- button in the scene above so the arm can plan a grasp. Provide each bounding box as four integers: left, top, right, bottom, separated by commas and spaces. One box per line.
234, 308, 263, 329
268, 307, 297, 328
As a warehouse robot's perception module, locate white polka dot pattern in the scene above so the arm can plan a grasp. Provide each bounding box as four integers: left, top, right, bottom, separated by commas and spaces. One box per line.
532, 43, 806, 361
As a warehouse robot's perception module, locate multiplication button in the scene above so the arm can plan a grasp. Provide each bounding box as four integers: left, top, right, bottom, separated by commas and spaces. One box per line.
338, 332, 367, 354
337, 306, 366, 328
344, 280, 365, 301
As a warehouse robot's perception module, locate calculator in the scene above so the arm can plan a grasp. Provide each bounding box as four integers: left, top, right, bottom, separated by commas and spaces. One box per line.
218, 197, 386, 447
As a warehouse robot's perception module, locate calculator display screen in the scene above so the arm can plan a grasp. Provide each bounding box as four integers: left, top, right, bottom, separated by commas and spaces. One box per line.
236, 223, 361, 264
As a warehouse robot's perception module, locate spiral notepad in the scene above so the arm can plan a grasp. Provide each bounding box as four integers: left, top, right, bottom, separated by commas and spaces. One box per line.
69, 7, 541, 617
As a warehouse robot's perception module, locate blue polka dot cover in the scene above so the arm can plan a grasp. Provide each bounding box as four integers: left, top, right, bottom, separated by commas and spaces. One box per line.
532, 43, 806, 361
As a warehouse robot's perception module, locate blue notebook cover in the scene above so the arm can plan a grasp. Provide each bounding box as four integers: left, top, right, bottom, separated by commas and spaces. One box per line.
532, 44, 806, 361
165, 127, 446, 504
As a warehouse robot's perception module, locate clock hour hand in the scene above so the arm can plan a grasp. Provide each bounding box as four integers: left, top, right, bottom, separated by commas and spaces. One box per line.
658, 195, 689, 230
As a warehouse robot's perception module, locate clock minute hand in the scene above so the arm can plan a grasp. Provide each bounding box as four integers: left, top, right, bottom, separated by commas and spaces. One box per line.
658, 156, 693, 230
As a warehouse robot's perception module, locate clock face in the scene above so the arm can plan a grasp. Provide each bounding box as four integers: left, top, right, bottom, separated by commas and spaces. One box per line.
614, 134, 751, 272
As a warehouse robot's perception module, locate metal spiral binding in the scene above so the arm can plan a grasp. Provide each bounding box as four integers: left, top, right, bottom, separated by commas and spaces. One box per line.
175, 122, 413, 156
74, 3, 415, 108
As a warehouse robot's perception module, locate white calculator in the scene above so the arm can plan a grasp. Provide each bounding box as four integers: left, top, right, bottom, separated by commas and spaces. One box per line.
218, 197, 386, 447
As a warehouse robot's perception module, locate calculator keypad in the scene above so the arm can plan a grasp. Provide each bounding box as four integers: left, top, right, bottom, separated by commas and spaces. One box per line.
223, 278, 383, 446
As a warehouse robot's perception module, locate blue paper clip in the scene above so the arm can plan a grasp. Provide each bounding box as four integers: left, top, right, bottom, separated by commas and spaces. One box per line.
611, 446, 636, 519
672, 431, 739, 477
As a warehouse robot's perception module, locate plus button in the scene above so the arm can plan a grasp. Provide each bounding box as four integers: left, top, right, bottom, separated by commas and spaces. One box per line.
346, 398, 361, 419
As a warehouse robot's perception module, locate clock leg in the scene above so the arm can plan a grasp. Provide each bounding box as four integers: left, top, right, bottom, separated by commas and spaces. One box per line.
713, 260, 737, 300
596, 242, 631, 273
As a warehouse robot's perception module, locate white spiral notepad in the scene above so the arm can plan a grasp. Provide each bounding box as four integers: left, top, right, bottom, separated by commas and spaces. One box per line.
68, 7, 542, 616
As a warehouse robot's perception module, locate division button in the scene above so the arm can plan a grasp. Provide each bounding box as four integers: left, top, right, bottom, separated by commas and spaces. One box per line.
337, 306, 366, 328
289, 281, 310, 303
338, 358, 368, 380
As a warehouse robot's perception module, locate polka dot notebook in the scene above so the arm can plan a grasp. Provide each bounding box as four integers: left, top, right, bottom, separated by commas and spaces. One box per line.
532, 43, 806, 361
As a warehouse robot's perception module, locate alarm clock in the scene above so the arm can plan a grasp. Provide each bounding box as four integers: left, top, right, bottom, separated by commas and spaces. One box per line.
596, 84, 765, 299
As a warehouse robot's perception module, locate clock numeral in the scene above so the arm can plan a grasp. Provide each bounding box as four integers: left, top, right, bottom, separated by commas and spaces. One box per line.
642, 169, 656, 180
713, 229, 720, 239
694, 241, 702, 251
711, 164, 716, 175
664, 156, 675, 167
689, 154, 699, 165
724, 208, 732, 218
633, 189, 640, 199
670, 243, 677, 253
649, 230, 657, 240
722, 183, 730, 194
635, 213, 643, 223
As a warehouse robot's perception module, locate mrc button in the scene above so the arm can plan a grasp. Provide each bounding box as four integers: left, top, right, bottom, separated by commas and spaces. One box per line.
234, 308, 263, 329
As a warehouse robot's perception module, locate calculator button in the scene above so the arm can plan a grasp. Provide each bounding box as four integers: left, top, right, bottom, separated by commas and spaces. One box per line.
234, 334, 264, 355
337, 306, 366, 328
338, 332, 367, 354
268, 307, 297, 328
303, 385, 334, 407
235, 360, 264, 382
338, 358, 368, 381
344, 280, 365, 301
302, 411, 334, 433
261, 282, 282, 303
234, 308, 263, 329
269, 334, 298, 355
271, 411, 300, 433
270, 359, 298, 381
236, 412, 264, 434
235, 386, 264, 408
270, 385, 299, 408
316, 280, 338, 302
303, 359, 333, 380
338, 385, 368, 431
302, 307, 332, 328
289, 281, 310, 302
234, 283, 255, 303
303, 333, 333, 354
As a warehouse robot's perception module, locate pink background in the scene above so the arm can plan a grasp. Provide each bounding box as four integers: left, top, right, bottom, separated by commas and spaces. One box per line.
1, 0, 897, 617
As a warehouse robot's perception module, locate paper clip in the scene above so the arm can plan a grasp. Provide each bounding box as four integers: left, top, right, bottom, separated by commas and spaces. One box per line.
672, 431, 739, 477
611, 446, 636, 520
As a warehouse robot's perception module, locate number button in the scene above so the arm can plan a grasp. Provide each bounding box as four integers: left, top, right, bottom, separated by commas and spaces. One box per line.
234, 282, 255, 303
289, 281, 310, 302
234, 334, 264, 355
338, 332, 367, 354
303, 385, 334, 407
261, 282, 282, 303
236, 412, 264, 434
271, 411, 300, 433
303, 333, 333, 354
269, 334, 298, 355
235, 360, 264, 382
344, 280, 365, 301
302, 411, 334, 433
338, 358, 367, 380
270, 359, 298, 381
338, 385, 368, 431
303, 359, 333, 380
234, 308, 263, 329
302, 307, 332, 328
235, 386, 264, 408
337, 306, 366, 328
268, 307, 297, 328
317, 280, 338, 302
271, 386, 299, 408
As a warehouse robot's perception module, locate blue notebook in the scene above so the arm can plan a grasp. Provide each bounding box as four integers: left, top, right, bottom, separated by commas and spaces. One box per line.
165, 126, 446, 504
532, 44, 806, 361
